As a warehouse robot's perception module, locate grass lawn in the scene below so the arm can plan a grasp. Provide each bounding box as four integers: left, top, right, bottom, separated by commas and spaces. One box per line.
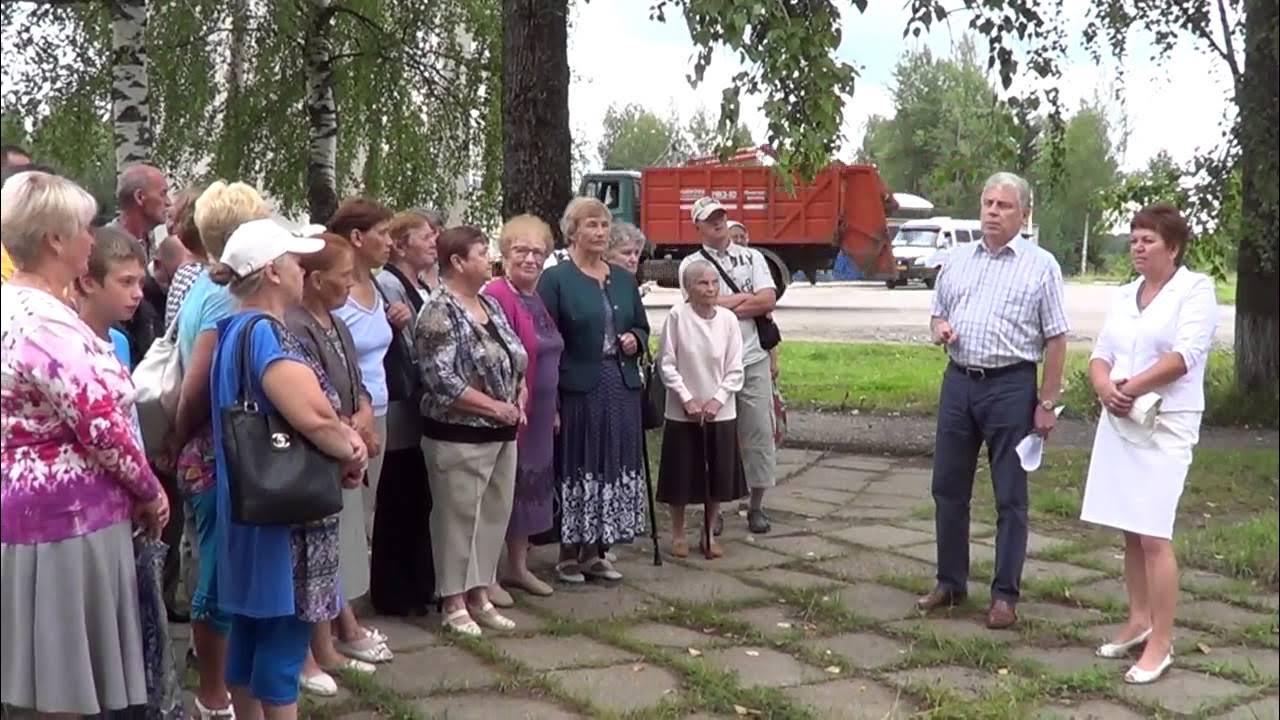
961, 447, 1280, 588
776, 340, 1279, 429
1216, 272, 1238, 305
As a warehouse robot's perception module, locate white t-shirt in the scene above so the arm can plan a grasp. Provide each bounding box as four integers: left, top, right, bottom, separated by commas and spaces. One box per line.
678, 243, 776, 367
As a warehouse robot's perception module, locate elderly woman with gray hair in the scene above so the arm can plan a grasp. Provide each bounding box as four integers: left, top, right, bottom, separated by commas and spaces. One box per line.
657, 259, 746, 559
608, 220, 654, 296
1, 170, 170, 718
538, 197, 649, 583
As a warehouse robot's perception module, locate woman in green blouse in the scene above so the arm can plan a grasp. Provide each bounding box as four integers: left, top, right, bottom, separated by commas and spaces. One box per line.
537, 197, 650, 583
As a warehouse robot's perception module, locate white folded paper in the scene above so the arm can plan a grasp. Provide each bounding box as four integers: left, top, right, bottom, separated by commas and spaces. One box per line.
1108, 392, 1163, 445
1015, 405, 1065, 472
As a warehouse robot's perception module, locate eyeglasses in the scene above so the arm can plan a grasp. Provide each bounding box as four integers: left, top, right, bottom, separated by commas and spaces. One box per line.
511, 246, 547, 260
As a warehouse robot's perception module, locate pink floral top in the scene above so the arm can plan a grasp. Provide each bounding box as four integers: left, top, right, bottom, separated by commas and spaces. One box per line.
1, 284, 162, 544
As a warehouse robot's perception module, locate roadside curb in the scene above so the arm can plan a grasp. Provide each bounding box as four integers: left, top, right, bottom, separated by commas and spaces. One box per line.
782, 409, 1279, 457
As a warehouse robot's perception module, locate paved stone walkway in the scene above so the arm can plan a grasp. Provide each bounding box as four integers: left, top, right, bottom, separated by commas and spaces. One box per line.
173, 449, 1279, 719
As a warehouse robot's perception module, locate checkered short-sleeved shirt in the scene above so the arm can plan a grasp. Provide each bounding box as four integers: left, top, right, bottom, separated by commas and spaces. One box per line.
930, 236, 1070, 369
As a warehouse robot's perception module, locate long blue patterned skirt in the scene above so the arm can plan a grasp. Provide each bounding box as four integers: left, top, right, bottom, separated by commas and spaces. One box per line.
557, 360, 647, 546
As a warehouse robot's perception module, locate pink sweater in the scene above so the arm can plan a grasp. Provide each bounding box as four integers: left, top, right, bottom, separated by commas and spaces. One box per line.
658, 303, 745, 422
1, 284, 161, 544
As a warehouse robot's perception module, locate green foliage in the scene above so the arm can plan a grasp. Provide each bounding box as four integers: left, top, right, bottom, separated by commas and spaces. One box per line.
1030, 102, 1118, 273
597, 103, 686, 169
1103, 151, 1237, 280
684, 105, 754, 158
1, 99, 116, 221
858, 41, 1117, 273
859, 41, 1028, 216
2, 0, 501, 220
650, 0, 856, 181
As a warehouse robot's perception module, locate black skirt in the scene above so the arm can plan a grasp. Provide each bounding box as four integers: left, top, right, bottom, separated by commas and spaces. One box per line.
657, 418, 747, 506
369, 445, 436, 616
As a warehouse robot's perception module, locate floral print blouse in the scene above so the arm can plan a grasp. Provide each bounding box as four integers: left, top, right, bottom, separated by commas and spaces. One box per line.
1, 284, 162, 544
414, 286, 528, 432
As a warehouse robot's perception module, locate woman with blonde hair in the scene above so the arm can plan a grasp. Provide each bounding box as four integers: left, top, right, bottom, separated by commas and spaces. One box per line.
169, 179, 270, 718
1, 170, 169, 717
538, 197, 649, 583
484, 214, 563, 599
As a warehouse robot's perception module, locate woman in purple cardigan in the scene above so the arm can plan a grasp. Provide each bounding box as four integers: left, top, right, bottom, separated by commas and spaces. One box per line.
483, 214, 564, 601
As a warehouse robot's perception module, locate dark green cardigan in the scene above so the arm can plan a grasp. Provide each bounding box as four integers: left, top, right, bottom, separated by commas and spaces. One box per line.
537, 260, 649, 393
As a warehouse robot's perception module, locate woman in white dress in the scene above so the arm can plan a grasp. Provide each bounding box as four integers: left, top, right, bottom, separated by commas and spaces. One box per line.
1079, 203, 1218, 685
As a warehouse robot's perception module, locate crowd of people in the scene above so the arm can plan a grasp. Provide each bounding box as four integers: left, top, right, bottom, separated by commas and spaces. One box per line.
0, 146, 1217, 720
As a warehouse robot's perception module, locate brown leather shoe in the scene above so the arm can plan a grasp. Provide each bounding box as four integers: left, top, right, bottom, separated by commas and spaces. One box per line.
915, 587, 966, 612
986, 599, 1018, 629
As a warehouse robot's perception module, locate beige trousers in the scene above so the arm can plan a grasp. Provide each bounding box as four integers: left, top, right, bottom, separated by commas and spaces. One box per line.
737, 357, 777, 489
421, 437, 517, 597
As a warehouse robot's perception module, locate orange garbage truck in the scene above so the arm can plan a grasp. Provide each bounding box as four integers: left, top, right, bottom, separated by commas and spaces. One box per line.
578, 153, 898, 296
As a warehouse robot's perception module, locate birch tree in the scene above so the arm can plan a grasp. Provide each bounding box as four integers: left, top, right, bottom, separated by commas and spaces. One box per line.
109, 0, 154, 168
304, 0, 339, 222
1, 0, 501, 222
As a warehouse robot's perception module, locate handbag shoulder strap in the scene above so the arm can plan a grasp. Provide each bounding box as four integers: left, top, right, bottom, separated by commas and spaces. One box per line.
235, 313, 278, 405
699, 248, 742, 294
379, 263, 424, 314
371, 271, 419, 364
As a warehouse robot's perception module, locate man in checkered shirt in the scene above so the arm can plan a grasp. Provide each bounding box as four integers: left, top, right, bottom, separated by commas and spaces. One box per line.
917, 172, 1070, 630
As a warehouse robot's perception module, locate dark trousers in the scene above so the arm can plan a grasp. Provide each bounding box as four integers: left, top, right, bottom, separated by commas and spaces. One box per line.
931, 362, 1036, 603
154, 464, 186, 612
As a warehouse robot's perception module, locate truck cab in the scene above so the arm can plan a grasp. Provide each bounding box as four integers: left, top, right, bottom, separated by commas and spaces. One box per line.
581, 171, 642, 229
887, 217, 982, 289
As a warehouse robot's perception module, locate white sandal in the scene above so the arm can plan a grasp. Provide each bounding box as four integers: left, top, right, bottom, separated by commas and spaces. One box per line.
194, 695, 236, 719
582, 558, 622, 581
555, 560, 586, 584
442, 607, 482, 637
468, 602, 516, 631
335, 631, 394, 663
299, 671, 338, 697
322, 657, 376, 675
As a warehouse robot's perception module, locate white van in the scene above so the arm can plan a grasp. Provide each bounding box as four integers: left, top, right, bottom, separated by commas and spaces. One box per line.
887, 217, 982, 289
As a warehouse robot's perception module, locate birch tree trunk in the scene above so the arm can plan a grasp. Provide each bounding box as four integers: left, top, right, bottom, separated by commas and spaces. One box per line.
214, 0, 250, 179
110, 0, 154, 170
306, 0, 340, 224
502, 0, 572, 242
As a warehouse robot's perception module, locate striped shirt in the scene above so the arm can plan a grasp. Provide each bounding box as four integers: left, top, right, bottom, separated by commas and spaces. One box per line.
930, 236, 1069, 369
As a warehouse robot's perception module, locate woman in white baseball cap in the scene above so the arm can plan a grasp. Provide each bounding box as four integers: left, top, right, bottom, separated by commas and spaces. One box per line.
206, 218, 370, 718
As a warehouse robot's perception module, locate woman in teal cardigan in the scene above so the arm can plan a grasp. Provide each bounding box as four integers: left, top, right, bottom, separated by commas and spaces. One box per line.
537, 197, 650, 583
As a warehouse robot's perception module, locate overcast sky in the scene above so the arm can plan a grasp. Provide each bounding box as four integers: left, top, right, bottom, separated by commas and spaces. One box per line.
566, 0, 1237, 174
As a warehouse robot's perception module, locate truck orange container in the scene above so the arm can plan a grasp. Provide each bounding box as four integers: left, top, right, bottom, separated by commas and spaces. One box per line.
580, 159, 899, 294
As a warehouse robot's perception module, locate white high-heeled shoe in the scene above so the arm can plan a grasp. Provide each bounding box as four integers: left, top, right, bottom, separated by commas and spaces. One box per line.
1096, 627, 1152, 658
1124, 652, 1173, 684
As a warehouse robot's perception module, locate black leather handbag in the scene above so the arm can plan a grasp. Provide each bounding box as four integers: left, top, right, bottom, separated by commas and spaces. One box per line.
640, 348, 666, 430
221, 314, 344, 525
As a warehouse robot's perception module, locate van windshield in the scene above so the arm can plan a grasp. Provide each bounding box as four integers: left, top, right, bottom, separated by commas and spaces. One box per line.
893, 228, 940, 247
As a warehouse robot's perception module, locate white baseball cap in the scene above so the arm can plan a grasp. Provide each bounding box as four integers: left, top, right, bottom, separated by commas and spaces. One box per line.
220, 218, 325, 278
690, 196, 727, 223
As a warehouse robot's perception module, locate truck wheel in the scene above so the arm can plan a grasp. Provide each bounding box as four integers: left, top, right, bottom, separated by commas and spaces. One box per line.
885, 279, 898, 289
924, 277, 935, 290
640, 258, 680, 288
756, 248, 790, 300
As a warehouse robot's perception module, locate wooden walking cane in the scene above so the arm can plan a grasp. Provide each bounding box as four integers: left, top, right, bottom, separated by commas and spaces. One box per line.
701, 418, 714, 560
641, 429, 662, 566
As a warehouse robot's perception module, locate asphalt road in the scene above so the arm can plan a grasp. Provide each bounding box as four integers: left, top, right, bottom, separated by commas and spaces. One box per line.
643, 281, 1237, 348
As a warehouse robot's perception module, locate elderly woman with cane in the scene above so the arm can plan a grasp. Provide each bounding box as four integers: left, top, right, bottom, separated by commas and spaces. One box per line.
656, 259, 746, 559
